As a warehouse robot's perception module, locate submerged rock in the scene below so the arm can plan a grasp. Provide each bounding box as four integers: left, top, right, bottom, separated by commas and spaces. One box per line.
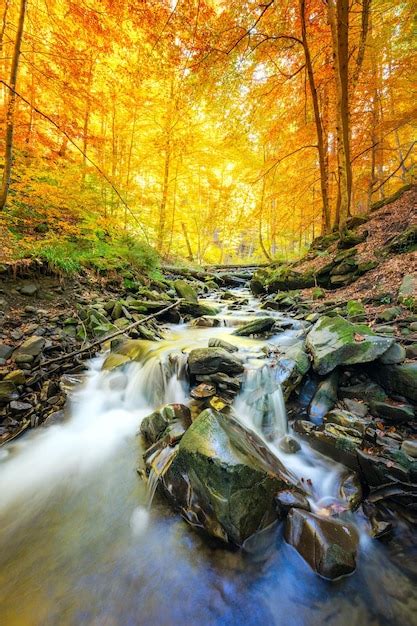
285, 508, 359, 579
160, 409, 305, 546
306, 315, 393, 375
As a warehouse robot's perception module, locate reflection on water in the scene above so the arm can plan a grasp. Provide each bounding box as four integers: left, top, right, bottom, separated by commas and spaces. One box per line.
0, 290, 416, 625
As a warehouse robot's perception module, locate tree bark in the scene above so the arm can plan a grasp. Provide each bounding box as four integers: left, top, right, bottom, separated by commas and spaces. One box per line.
327, 0, 352, 231
0, 0, 27, 210
300, 0, 331, 234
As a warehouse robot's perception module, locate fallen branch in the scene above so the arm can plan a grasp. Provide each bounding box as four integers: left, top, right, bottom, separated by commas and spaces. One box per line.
36, 299, 182, 370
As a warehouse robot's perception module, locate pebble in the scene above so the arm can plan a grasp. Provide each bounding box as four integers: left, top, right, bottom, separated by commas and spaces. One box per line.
9, 401, 32, 413
401, 440, 417, 458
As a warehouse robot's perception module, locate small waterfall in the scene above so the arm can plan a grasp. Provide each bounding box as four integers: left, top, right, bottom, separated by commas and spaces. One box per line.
235, 364, 288, 438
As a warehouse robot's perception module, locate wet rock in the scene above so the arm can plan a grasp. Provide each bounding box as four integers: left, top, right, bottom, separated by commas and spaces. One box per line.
190, 383, 216, 399
191, 316, 221, 328
308, 371, 339, 425
233, 317, 276, 337
278, 435, 301, 454
179, 301, 218, 318
140, 404, 191, 445
4, 369, 26, 385
13, 336, 45, 359
372, 362, 417, 403
284, 508, 359, 579
405, 344, 417, 359
188, 347, 243, 376
20, 283, 38, 296
208, 337, 238, 353
342, 398, 368, 417
160, 409, 305, 546
339, 471, 363, 510
306, 315, 393, 375
369, 399, 415, 423
401, 440, 417, 458
379, 342, 406, 364
9, 400, 32, 413
293, 419, 361, 470
339, 381, 387, 403
0, 380, 17, 404
174, 279, 198, 302
275, 489, 310, 514
357, 449, 412, 487
324, 409, 368, 434
0, 344, 13, 360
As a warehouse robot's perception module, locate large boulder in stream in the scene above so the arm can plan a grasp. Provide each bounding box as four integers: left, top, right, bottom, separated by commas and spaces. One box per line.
160, 409, 306, 546
285, 508, 359, 579
306, 315, 393, 375
188, 347, 244, 376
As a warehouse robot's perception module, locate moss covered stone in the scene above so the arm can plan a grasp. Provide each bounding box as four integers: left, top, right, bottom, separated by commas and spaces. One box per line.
306, 315, 393, 374
161, 409, 304, 545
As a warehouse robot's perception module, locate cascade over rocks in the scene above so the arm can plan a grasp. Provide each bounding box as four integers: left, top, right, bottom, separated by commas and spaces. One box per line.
156, 409, 307, 546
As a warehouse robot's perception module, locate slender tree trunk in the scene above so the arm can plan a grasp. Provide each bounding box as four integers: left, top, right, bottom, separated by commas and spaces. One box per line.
157, 139, 170, 252
258, 148, 272, 260
82, 55, 94, 184
0, 0, 27, 210
181, 222, 193, 261
300, 0, 331, 234
327, 0, 352, 231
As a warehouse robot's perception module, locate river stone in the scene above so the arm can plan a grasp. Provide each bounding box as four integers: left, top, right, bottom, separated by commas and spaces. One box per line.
188, 347, 243, 376
13, 336, 45, 359
285, 508, 359, 579
208, 337, 238, 353
191, 316, 221, 328
369, 400, 415, 423
372, 362, 417, 403
190, 383, 216, 399
401, 441, 417, 458
161, 409, 304, 546
338, 381, 387, 402
102, 353, 131, 371
0, 380, 17, 404
398, 273, 416, 304
20, 283, 38, 296
379, 342, 406, 364
140, 404, 191, 445
4, 369, 26, 385
275, 490, 310, 514
179, 301, 218, 318
0, 344, 13, 360
174, 279, 198, 302
308, 371, 339, 424
306, 315, 393, 375
233, 317, 276, 337
376, 306, 402, 322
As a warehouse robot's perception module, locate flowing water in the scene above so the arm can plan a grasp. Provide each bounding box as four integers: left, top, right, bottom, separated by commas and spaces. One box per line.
0, 291, 416, 625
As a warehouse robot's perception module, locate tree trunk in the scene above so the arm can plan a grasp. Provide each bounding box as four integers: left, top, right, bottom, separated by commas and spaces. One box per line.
0, 0, 27, 210
300, 0, 331, 234
327, 0, 351, 231
157, 139, 170, 253
181, 222, 194, 261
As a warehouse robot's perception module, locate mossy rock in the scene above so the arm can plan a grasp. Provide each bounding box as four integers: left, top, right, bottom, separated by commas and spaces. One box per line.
337, 230, 367, 249
312, 287, 326, 300
306, 315, 394, 375
160, 409, 304, 546
383, 226, 417, 255
346, 300, 365, 317
173, 279, 198, 302
310, 232, 339, 251
370, 183, 413, 212
233, 317, 276, 337
372, 362, 417, 403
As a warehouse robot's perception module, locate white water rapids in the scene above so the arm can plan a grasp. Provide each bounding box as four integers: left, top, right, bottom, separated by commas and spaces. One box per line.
0, 292, 342, 521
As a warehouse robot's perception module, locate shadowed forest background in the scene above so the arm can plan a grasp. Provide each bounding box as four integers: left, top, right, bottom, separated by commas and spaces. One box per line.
0, 0, 415, 270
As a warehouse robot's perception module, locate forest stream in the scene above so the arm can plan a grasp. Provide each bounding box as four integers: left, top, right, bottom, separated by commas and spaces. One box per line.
0, 288, 416, 626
